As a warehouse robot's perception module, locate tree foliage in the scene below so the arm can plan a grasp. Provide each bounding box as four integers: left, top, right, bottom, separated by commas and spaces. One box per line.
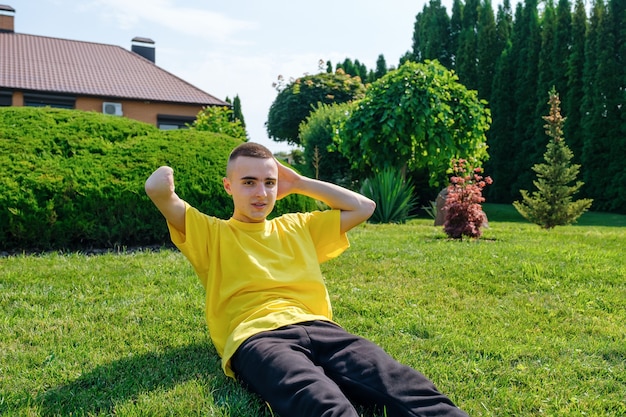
455, 0, 480, 90
476, 0, 499, 100
410, 0, 625, 213
190, 105, 247, 141
339, 60, 491, 187
229, 94, 246, 128
563, 0, 586, 167
266, 71, 366, 146
374, 54, 389, 79
513, 88, 592, 228
298, 102, 355, 188
412, 0, 453, 67
512, 0, 542, 194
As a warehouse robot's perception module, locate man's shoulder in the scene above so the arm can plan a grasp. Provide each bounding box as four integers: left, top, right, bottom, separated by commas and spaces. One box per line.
185, 203, 227, 226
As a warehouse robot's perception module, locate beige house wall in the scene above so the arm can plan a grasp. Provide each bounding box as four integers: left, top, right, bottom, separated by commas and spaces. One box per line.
5, 91, 211, 126
76, 97, 207, 125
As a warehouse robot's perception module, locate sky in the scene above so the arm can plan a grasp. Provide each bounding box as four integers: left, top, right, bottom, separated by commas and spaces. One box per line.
10, 0, 457, 153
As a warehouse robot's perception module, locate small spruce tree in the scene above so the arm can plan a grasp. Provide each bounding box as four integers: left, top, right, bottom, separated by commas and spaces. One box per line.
513, 88, 592, 229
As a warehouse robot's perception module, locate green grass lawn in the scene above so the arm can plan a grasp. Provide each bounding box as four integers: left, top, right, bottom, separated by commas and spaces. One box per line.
1, 205, 625, 416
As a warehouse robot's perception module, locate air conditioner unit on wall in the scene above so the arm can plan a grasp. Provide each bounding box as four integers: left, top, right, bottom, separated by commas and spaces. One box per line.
102, 102, 123, 116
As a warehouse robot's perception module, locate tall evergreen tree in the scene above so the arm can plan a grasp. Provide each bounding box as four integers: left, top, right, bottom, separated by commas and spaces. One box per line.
581, 0, 626, 211
353, 59, 366, 80
412, 0, 452, 67
616, 0, 626, 210
603, 0, 626, 211
553, 0, 572, 96
411, 8, 424, 62
232, 94, 246, 129
512, 0, 542, 194
535, 0, 558, 143
456, 0, 481, 89
486, 3, 527, 202
580, 0, 603, 195
564, 0, 586, 165
494, 0, 513, 55
484, 0, 515, 202
340, 58, 357, 77
374, 54, 388, 79
476, 0, 499, 100
449, 0, 464, 67
485, 46, 518, 202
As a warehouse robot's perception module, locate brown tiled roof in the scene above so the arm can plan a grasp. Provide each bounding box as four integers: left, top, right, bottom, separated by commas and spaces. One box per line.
0, 32, 228, 105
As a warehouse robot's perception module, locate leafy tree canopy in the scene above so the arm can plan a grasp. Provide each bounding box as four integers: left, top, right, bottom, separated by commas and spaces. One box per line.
266, 71, 366, 146
298, 102, 355, 188
339, 60, 491, 187
191, 106, 247, 141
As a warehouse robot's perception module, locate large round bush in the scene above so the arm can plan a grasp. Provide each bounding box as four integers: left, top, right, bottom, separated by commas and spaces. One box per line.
0, 108, 316, 251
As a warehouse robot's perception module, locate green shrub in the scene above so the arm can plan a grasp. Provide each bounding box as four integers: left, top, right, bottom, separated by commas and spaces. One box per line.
360, 167, 417, 223
190, 105, 247, 140
299, 102, 355, 188
442, 159, 492, 239
0, 108, 316, 251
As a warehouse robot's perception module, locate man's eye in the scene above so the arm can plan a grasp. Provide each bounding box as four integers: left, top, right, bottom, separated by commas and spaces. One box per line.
266, 181, 276, 187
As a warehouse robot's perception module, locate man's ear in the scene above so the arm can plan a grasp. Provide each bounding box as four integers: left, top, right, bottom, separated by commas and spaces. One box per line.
223, 177, 232, 195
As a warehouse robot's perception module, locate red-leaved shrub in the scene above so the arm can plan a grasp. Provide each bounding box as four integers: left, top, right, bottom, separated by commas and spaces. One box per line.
443, 159, 493, 239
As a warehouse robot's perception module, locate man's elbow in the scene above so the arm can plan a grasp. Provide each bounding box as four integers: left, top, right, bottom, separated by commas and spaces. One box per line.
144, 180, 162, 203
145, 166, 175, 200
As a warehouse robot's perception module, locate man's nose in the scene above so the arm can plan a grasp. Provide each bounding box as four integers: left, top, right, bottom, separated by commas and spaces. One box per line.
255, 183, 268, 196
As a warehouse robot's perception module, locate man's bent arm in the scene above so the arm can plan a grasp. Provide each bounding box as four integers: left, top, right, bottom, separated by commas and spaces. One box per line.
276, 161, 375, 234
145, 166, 186, 234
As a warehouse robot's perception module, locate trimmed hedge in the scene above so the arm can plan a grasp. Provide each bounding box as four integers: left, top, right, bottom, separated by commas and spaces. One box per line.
0, 107, 316, 251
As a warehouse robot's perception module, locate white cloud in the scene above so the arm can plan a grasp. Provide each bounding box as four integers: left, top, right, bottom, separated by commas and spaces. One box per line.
88, 0, 256, 43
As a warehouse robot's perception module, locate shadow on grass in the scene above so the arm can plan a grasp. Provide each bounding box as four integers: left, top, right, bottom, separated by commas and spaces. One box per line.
39, 341, 384, 416
39, 343, 249, 416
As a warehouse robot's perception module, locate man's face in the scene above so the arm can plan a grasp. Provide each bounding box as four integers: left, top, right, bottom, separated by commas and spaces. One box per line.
223, 156, 278, 223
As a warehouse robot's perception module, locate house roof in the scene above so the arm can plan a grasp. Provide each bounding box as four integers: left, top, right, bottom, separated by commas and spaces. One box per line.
0, 32, 228, 106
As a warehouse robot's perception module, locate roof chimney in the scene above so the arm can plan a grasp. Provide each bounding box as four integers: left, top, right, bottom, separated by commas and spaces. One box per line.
0, 4, 15, 33
131, 36, 155, 63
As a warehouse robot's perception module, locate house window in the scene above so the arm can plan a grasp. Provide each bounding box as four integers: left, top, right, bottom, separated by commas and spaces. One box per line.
157, 115, 196, 130
23, 92, 75, 109
0, 90, 12, 106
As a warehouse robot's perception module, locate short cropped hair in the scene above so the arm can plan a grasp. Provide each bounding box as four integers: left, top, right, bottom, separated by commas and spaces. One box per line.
226, 142, 274, 176
228, 142, 273, 162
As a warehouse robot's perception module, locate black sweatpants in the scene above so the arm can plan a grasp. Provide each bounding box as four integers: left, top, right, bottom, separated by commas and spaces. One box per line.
231, 320, 469, 417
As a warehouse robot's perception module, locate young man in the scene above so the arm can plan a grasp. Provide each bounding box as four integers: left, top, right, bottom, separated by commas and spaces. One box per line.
145, 142, 468, 417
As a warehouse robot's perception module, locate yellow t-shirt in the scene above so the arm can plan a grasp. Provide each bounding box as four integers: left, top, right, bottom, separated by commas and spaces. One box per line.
168, 203, 350, 377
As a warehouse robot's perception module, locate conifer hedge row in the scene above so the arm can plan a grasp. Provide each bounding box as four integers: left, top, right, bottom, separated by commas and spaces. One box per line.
0, 108, 316, 251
